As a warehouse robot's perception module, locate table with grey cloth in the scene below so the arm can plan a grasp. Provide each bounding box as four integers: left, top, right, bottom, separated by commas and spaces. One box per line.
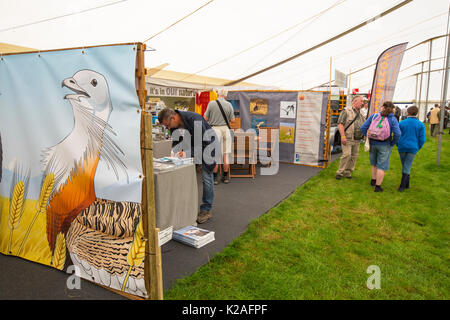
153, 163, 198, 232
153, 139, 172, 158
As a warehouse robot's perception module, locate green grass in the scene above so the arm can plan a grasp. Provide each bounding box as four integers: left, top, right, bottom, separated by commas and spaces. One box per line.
165, 130, 450, 300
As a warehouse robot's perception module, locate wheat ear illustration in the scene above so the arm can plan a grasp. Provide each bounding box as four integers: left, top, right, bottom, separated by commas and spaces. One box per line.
122, 220, 146, 291
8, 181, 25, 254
52, 232, 66, 270
17, 173, 54, 256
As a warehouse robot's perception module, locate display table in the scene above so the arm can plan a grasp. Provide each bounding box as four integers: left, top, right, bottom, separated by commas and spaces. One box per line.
153, 139, 172, 158
154, 163, 198, 231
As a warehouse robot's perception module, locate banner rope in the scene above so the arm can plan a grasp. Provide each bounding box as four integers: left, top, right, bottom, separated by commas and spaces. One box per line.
142, 0, 215, 43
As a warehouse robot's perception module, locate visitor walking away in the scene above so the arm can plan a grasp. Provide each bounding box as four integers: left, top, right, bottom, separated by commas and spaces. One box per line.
394, 105, 401, 122
396, 106, 426, 192
429, 104, 441, 137
401, 106, 408, 121
204, 89, 235, 185
158, 108, 217, 224
336, 95, 365, 180
444, 105, 449, 130
361, 99, 369, 119
361, 101, 401, 192
427, 108, 433, 123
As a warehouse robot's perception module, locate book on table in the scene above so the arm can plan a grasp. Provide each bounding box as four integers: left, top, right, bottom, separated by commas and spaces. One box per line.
173, 226, 215, 248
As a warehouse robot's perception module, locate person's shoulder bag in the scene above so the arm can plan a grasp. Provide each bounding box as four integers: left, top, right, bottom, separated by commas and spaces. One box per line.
216, 99, 231, 129
344, 109, 359, 132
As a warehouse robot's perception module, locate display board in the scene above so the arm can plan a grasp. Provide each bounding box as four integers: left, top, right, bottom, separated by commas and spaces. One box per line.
227, 91, 329, 167
0, 44, 148, 298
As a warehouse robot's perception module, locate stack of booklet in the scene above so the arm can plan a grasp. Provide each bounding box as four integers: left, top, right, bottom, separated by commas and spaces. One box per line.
154, 157, 194, 166
173, 226, 215, 248
158, 226, 173, 246
153, 162, 176, 172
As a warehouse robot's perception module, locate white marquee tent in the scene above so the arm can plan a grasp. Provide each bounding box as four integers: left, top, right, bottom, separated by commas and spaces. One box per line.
1, 0, 449, 108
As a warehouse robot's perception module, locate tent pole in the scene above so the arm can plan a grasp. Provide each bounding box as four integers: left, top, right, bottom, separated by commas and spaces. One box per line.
415, 74, 419, 103
424, 40, 433, 122
325, 57, 332, 167
348, 68, 352, 94
418, 62, 424, 121
437, 5, 450, 166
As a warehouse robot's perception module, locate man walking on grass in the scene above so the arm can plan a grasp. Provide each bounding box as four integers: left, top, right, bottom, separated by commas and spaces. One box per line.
336, 95, 365, 180
429, 104, 441, 137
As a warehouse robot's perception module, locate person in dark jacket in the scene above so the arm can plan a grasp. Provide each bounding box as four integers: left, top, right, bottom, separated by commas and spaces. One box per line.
158, 108, 217, 224
396, 106, 426, 192
361, 101, 401, 192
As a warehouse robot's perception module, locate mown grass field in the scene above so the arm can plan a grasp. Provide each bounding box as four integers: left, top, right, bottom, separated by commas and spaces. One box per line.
166, 130, 450, 300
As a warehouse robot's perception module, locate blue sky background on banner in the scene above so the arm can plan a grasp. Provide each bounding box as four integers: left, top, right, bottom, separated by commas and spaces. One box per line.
0, 44, 143, 203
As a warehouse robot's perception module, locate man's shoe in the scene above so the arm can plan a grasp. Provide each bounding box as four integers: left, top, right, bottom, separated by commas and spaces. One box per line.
336, 174, 343, 180
405, 174, 410, 189
222, 172, 230, 184
374, 185, 384, 192
371, 179, 376, 187
196, 211, 212, 224
213, 173, 219, 185
346, 176, 353, 179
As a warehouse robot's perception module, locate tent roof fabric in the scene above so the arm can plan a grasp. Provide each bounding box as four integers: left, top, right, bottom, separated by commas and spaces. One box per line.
146, 68, 263, 88
0, 42, 35, 54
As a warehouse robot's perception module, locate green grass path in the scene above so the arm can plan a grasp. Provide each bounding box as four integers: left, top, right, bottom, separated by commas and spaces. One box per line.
166, 131, 450, 300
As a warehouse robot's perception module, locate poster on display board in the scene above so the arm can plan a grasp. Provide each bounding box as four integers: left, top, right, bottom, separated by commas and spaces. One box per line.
294, 92, 329, 167
0, 44, 148, 298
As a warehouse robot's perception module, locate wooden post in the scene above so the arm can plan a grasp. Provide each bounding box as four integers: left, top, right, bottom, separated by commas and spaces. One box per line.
136, 42, 163, 300
324, 57, 332, 167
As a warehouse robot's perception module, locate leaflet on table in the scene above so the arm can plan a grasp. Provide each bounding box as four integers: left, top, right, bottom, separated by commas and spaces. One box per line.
153, 162, 176, 172
154, 157, 194, 166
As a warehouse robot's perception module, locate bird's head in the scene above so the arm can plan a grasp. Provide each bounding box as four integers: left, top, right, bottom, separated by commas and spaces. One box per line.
62, 70, 112, 116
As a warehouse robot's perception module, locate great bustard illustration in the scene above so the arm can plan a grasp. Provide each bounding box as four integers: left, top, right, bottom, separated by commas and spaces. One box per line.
41, 69, 127, 255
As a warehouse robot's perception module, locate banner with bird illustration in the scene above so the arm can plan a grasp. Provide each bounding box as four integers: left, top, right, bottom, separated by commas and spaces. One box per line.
0, 44, 147, 297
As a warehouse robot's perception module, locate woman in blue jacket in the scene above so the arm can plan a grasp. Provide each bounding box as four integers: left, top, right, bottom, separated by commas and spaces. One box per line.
361, 101, 401, 192
396, 105, 426, 192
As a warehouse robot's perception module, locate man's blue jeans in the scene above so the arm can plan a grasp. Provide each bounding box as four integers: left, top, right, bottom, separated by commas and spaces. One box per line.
200, 164, 214, 212
399, 152, 416, 175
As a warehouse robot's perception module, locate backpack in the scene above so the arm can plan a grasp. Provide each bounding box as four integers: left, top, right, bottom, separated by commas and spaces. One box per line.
368, 113, 391, 141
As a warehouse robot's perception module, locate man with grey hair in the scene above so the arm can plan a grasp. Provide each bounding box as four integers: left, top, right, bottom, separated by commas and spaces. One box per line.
204, 89, 235, 184
158, 107, 217, 224
336, 95, 365, 180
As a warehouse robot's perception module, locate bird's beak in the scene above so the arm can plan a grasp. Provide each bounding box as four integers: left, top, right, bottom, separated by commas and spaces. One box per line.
62, 77, 90, 99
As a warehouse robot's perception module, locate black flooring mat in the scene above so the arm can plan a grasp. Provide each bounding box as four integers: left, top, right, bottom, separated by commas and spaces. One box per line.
0, 158, 338, 299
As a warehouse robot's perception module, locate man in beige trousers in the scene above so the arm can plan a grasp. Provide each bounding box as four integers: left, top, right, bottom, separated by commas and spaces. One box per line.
429, 104, 441, 137
336, 95, 365, 180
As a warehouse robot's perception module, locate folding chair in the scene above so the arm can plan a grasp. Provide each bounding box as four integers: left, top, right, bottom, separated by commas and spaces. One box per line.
229, 131, 257, 179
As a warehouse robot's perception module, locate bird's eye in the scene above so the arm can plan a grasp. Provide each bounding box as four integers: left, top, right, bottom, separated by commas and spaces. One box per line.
91, 79, 97, 87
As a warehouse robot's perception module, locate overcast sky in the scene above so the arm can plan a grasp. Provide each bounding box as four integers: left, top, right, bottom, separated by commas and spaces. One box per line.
1, 0, 449, 101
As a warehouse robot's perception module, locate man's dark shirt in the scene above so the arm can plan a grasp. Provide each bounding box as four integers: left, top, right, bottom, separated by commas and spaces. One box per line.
170, 110, 217, 172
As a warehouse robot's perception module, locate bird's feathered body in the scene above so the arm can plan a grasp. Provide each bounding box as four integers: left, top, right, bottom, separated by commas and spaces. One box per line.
42, 70, 127, 253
